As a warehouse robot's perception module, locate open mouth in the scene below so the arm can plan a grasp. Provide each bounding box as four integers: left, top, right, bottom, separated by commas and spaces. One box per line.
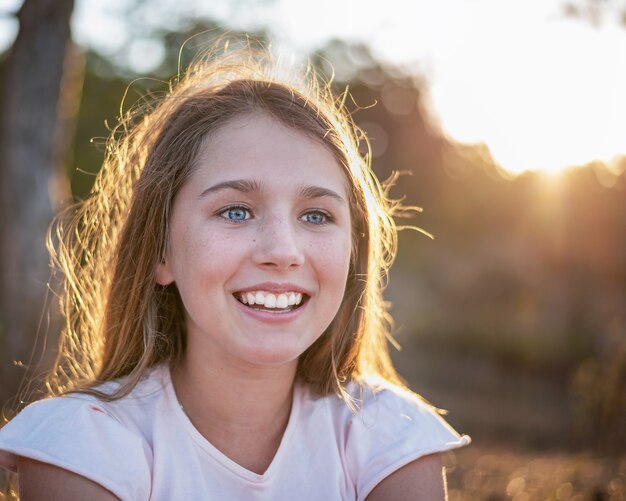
234, 290, 308, 313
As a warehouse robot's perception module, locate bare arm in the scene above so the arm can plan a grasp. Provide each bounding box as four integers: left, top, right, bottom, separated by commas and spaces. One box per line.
17, 457, 119, 501
365, 453, 448, 501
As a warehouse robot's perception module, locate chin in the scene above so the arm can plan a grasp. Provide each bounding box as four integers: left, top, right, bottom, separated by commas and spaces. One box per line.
239, 343, 306, 367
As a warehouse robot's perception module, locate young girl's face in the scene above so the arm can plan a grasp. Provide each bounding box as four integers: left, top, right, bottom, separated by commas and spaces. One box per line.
156, 113, 352, 370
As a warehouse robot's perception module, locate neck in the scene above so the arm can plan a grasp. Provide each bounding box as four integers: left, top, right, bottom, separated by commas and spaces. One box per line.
170, 353, 297, 473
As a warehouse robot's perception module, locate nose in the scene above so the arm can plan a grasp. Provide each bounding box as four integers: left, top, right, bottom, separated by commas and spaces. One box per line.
252, 215, 305, 269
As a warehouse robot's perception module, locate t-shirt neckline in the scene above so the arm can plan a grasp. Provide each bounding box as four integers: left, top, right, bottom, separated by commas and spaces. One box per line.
159, 364, 302, 483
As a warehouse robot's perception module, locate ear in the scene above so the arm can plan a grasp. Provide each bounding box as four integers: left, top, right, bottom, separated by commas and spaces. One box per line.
155, 259, 175, 286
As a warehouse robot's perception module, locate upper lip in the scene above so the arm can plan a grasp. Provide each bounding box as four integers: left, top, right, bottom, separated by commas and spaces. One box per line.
234, 282, 312, 296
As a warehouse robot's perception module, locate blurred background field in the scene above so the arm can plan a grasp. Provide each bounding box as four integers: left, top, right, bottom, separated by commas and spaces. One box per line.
0, 0, 625, 499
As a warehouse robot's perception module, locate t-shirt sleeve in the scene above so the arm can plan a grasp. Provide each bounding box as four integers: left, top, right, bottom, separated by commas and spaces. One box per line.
344, 383, 470, 501
0, 395, 152, 501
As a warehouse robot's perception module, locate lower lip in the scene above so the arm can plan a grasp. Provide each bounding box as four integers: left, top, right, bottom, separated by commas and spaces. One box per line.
233, 296, 308, 323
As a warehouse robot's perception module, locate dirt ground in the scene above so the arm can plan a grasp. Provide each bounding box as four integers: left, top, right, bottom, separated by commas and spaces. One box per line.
444, 443, 625, 501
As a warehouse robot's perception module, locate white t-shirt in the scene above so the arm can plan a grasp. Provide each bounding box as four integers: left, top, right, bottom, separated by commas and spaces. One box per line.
0, 365, 469, 500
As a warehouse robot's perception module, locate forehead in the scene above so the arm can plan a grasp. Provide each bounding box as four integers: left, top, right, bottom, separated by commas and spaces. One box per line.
189, 113, 349, 197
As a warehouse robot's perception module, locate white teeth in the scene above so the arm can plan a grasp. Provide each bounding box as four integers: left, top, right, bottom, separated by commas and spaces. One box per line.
264, 294, 277, 308
276, 294, 289, 309
237, 290, 306, 309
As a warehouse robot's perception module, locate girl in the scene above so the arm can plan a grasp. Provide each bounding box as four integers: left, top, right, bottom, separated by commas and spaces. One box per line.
0, 46, 469, 500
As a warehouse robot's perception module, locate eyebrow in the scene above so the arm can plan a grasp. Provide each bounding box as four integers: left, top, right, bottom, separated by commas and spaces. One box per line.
298, 185, 346, 204
199, 179, 346, 204
199, 179, 264, 198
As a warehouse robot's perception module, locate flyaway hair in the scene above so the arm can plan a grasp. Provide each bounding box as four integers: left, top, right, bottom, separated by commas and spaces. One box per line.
42, 39, 423, 404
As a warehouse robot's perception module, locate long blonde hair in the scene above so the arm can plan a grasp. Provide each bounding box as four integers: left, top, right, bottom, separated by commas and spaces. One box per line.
46, 43, 414, 402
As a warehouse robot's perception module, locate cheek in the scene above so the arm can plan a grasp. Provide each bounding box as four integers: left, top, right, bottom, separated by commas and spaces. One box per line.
169, 226, 235, 286
310, 235, 352, 290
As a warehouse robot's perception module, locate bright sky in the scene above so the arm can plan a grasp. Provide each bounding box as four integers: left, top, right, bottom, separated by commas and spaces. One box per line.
1, 0, 625, 175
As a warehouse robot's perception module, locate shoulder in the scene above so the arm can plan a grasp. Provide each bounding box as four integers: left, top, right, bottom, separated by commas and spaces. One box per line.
340, 376, 469, 448
0, 366, 168, 500
326, 376, 470, 501
2, 364, 167, 437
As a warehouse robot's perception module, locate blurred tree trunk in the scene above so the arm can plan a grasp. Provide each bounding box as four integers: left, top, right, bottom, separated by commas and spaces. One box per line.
0, 0, 79, 407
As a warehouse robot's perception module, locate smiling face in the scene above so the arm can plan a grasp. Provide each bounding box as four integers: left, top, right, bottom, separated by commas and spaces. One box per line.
155, 113, 352, 370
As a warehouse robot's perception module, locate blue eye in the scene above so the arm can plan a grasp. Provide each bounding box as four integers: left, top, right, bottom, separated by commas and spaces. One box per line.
220, 206, 251, 222
302, 210, 330, 225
